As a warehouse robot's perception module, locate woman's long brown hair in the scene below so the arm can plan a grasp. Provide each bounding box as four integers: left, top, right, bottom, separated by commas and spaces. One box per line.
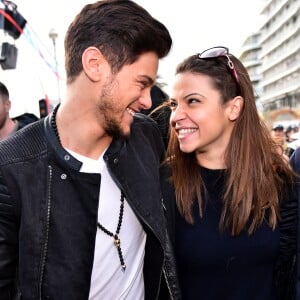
166, 53, 295, 235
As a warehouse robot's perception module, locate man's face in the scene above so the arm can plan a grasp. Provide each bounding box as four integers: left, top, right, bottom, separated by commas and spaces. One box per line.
0, 98, 10, 129
97, 52, 159, 138
271, 129, 285, 138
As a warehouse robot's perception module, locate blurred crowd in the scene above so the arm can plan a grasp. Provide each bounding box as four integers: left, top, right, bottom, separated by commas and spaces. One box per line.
270, 123, 300, 158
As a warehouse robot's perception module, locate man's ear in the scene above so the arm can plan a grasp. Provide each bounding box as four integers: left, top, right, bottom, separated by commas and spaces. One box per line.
228, 96, 243, 121
82, 46, 109, 82
4, 100, 11, 113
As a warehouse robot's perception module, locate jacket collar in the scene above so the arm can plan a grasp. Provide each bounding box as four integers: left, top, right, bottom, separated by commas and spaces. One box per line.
43, 105, 83, 171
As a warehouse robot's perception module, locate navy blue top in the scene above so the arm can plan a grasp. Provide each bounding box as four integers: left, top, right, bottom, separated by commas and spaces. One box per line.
175, 166, 280, 300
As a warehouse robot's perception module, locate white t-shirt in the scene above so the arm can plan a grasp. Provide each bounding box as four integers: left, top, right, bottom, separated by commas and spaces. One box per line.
67, 149, 146, 300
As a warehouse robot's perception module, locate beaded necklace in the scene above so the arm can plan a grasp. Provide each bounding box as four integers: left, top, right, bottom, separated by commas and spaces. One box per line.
97, 192, 126, 271
50, 108, 126, 271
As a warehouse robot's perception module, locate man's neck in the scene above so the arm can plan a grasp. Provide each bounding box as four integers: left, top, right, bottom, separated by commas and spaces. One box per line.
0, 118, 17, 140
54, 106, 113, 160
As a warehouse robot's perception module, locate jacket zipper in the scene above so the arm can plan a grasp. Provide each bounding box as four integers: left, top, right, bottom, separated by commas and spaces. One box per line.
163, 268, 174, 300
38, 165, 52, 300
161, 198, 175, 300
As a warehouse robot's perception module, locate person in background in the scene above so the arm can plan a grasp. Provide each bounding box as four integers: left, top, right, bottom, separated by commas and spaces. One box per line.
285, 125, 300, 157
143, 85, 171, 149
0, 1, 180, 299
0, 81, 38, 140
161, 46, 297, 299
271, 123, 286, 141
286, 125, 299, 143
270, 124, 290, 159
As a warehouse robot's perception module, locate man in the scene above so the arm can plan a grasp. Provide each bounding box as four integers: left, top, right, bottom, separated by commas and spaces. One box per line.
0, 82, 38, 140
0, 1, 180, 299
270, 124, 289, 161
271, 124, 286, 147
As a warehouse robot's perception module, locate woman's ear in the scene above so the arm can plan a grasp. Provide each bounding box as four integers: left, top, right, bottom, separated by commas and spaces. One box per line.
228, 96, 243, 121
82, 47, 109, 82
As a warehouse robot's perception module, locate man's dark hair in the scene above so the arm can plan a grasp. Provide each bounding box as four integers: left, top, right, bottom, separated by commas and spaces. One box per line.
64, 0, 172, 83
272, 124, 284, 132
0, 82, 9, 101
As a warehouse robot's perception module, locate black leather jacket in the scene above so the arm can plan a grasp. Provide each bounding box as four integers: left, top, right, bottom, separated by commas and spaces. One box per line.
290, 149, 300, 300
0, 112, 180, 300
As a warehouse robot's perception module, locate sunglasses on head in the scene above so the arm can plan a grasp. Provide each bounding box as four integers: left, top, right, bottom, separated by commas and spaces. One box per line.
198, 46, 240, 88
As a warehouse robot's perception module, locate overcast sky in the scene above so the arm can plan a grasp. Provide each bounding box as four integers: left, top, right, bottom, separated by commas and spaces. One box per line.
0, 0, 265, 117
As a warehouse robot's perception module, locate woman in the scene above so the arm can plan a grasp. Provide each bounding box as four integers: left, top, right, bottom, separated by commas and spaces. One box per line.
162, 47, 297, 300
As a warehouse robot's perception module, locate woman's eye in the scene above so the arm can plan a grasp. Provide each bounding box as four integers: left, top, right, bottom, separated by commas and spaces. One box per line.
168, 100, 177, 109
188, 98, 199, 104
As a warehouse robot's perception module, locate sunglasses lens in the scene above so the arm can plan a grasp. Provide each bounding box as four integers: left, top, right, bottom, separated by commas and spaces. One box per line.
198, 46, 240, 93
199, 47, 228, 58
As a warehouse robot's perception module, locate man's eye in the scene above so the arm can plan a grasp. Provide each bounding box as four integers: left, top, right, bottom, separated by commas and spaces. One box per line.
138, 81, 147, 90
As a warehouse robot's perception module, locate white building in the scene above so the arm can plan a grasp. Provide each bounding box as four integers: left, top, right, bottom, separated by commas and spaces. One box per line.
258, 0, 300, 112
239, 32, 263, 100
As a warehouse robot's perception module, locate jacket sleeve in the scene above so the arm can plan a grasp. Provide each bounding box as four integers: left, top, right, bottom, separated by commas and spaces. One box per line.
274, 150, 299, 299
289, 149, 300, 300
275, 183, 297, 300
159, 165, 182, 299
160, 165, 176, 243
0, 170, 19, 300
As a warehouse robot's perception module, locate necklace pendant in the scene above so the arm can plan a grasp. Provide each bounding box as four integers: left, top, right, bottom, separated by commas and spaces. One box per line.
114, 237, 121, 247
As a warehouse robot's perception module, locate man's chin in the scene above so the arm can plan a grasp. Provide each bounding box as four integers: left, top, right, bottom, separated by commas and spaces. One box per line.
106, 124, 131, 139
120, 126, 131, 138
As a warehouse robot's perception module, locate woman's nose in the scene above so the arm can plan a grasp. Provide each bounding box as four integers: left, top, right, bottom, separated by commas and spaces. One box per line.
170, 104, 186, 126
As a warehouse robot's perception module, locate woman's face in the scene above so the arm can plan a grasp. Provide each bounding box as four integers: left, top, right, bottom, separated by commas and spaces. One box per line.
169, 72, 236, 157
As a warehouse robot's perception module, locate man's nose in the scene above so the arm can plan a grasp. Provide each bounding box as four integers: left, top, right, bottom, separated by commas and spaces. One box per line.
139, 88, 152, 110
